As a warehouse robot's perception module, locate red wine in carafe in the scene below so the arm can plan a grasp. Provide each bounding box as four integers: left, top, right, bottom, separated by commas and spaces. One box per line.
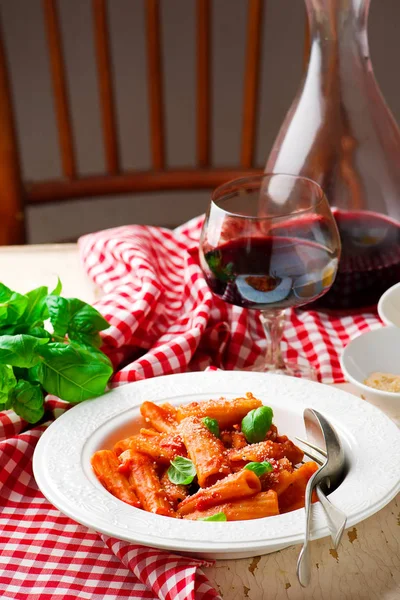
313, 210, 400, 309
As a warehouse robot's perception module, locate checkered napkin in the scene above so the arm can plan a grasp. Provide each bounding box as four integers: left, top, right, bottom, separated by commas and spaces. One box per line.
78, 215, 383, 384
0, 398, 221, 600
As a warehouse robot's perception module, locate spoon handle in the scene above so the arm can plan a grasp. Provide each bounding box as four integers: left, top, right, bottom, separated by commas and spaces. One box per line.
316, 484, 347, 549
296, 475, 316, 587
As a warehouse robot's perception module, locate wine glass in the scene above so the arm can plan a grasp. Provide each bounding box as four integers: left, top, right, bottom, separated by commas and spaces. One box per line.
199, 173, 341, 379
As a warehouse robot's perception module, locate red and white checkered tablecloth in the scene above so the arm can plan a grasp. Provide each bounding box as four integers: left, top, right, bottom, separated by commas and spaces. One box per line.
0, 215, 384, 599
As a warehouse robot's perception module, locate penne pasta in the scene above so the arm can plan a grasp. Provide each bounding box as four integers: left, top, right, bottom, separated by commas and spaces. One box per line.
141, 400, 178, 433
115, 432, 186, 464
119, 449, 175, 517
160, 402, 178, 419
177, 393, 262, 429
277, 457, 295, 473
177, 469, 261, 516
139, 428, 160, 437
160, 469, 189, 510
113, 435, 136, 457
183, 490, 279, 521
278, 461, 319, 513
266, 424, 278, 441
258, 458, 294, 493
179, 416, 231, 488
268, 469, 295, 496
228, 439, 303, 467
91, 450, 141, 508
220, 430, 234, 448
232, 431, 247, 449
278, 440, 304, 465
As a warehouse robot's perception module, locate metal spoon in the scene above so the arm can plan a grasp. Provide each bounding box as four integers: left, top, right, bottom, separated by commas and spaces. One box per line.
296, 408, 347, 588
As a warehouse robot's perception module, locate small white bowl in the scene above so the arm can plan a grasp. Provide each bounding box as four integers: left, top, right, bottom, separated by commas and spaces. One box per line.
378, 281, 400, 327
340, 327, 400, 424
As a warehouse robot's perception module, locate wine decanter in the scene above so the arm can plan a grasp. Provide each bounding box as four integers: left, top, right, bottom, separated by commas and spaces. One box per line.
266, 0, 400, 309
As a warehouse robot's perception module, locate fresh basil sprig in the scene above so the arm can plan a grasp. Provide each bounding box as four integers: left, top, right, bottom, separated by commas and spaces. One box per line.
167, 456, 197, 485
198, 512, 227, 522
202, 416, 220, 438
241, 406, 274, 444
0, 279, 113, 423
244, 461, 273, 477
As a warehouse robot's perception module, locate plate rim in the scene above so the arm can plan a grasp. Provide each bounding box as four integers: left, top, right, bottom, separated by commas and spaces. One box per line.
32, 371, 400, 555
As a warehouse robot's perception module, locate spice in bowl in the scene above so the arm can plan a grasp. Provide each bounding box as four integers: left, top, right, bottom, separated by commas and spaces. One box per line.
364, 372, 400, 393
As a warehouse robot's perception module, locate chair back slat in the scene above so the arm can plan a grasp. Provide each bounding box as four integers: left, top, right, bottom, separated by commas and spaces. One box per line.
92, 0, 120, 175
43, 0, 77, 179
196, 0, 211, 168
240, 0, 264, 169
145, 0, 165, 170
303, 15, 310, 70
0, 21, 25, 244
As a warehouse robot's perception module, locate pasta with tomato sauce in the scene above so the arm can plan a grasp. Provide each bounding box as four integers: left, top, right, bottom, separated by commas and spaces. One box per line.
91, 393, 319, 521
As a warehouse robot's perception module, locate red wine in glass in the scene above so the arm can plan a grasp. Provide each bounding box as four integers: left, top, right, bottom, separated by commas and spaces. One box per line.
199, 173, 341, 378
202, 232, 338, 311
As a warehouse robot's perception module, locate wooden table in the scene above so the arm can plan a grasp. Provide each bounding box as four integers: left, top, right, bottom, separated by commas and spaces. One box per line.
1, 244, 399, 600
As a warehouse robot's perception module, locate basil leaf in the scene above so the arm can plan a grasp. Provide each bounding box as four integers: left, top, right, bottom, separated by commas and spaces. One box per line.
67, 299, 109, 347
46, 296, 109, 347
27, 327, 51, 340
0, 324, 51, 341
0, 364, 17, 405
0, 283, 28, 324
69, 341, 113, 367
11, 380, 44, 423
244, 461, 273, 477
198, 512, 227, 522
0, 334, 49, 368
167, 456, 197, 485
36, 342, 113, 402
7, 293, 29, 323
50, 277, 62, 296
0, 323, 30, 336
0, 282, 13, 303
14, 365, 43, 386
202, 416, 220, 438
22, 286, 49, 325
0, 301, 7, 321
46, 296, 70, 337
241, 406, 274, 444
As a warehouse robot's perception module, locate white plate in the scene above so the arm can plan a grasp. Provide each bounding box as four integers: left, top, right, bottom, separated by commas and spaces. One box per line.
33, 372, 400, 560
378, 281, 400, 327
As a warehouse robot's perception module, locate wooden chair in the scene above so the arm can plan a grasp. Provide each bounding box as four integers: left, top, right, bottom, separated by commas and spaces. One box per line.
0, 0, 306, 245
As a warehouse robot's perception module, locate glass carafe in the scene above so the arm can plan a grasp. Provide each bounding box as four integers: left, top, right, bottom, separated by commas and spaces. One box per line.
266, 0, 400, 309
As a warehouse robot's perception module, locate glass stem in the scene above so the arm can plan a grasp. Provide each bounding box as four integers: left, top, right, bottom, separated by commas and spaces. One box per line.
259, 309, 286, 369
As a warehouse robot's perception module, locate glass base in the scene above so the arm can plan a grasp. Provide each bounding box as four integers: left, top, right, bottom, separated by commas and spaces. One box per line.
244, 360, 318, 381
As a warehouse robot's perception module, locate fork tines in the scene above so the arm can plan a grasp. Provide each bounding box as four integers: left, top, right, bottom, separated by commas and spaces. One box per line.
296, 436, 327, 466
